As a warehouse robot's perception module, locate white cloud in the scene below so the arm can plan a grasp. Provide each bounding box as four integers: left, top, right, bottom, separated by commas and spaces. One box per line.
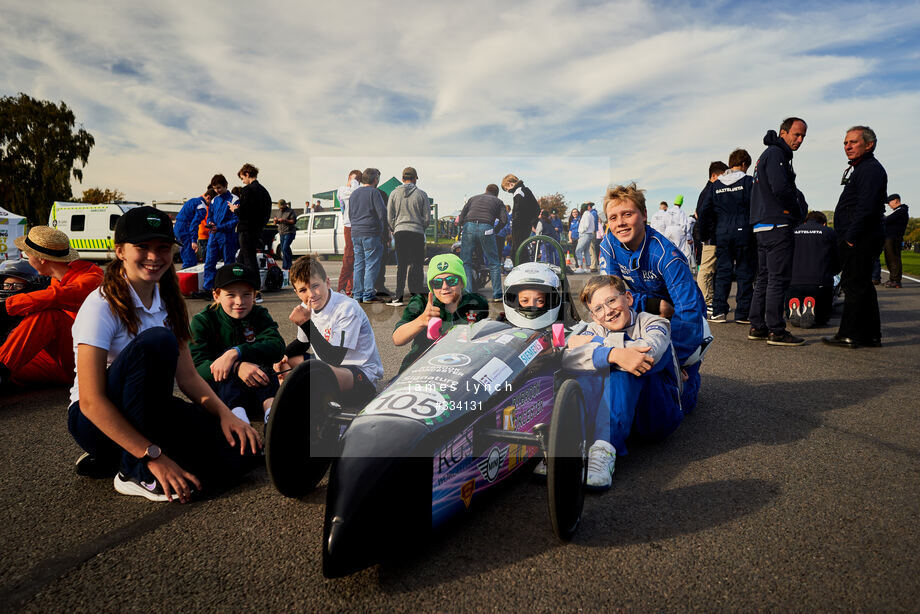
1, 0, 918, 218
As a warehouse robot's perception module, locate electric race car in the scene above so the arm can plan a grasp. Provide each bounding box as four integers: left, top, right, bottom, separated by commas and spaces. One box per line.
265, 237, 591, 578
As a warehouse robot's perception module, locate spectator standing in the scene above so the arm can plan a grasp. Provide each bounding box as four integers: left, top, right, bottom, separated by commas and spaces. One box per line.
824, 126, 887, 348
502, 174, 540, 259
197, 174, 238, 298
274, 199, 297, 270
236, 163, 273, 272
589, 204, 602, 271
747, 117, 808, 346
787, 211, 839, 328
336, 170, 362, 297
457, 184, 508, 301
576, 202, 596, 274
649, 201, 669, 233
349, 168, 388, 304
568, 208, 581, 267
0, 227, 104, 390
534, 209, 560, 265
663, 194, 694, 265
699, 152, 756, 324
695, 161, 729, 309
387, 167, 431, 306
883, 194, 909, 288
174, 188, 214, 269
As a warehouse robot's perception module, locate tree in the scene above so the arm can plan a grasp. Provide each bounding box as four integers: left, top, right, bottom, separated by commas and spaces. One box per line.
538, 192, 569, 217
78, 187, 125, 204
0, 93, 94, 224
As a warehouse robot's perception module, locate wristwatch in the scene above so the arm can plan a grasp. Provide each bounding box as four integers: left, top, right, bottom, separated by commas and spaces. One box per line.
140, 444, 162, 463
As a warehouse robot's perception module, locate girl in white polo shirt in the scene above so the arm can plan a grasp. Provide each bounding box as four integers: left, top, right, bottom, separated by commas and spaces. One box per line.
68, 206, 261, 503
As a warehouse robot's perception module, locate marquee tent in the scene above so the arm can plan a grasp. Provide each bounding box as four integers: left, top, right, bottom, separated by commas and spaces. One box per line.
0, 205, 28, 260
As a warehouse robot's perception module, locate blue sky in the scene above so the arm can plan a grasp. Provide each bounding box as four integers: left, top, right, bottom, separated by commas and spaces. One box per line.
1, 0, 918, 218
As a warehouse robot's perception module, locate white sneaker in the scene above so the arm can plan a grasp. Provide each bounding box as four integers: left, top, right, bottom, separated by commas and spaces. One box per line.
114, 472, 176, 502
586, 440, 616, 491
386, 297, 405, 306
573, 267, 586, 274
533, 458, 547, 477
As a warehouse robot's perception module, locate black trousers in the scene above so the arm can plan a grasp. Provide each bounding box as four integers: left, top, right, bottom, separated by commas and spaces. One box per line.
837, 236, 883, 343
511, 222, 533, 262
394, 230, 426, 298
238, 230, 261, 272
748, 226, 794, 333
712, 232, 756, 319
883, 237, 903, 284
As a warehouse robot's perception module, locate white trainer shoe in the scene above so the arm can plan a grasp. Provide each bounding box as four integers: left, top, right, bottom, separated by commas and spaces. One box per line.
533, 458, 547, 477
586, 440, 616, 491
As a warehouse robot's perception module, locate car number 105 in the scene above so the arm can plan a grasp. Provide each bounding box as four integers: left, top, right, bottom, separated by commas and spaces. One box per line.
363, 389, 448, 420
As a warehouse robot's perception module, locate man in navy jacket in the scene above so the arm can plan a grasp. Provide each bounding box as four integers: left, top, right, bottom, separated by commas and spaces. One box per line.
824, 126, 887, 348
747, 117, 808, 346
883, 194, 909, 288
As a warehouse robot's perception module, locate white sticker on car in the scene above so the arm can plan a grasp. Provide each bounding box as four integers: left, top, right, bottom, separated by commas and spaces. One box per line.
472, 357, 513, 391
518, 338, 545, 366
362, 387, 448, 421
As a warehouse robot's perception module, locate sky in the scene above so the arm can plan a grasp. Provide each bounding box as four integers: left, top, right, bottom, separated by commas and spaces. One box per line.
2, 0, 919, 218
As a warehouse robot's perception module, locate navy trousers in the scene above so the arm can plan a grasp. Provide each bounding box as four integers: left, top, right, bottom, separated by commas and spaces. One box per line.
68, 328, 259, 487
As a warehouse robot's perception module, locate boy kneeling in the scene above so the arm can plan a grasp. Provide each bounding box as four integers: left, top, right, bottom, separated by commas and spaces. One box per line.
563, 275, 683, 490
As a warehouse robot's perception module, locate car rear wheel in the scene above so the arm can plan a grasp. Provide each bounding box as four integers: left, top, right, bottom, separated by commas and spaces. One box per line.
546, 378, 587, 540
265, 360, 337, 497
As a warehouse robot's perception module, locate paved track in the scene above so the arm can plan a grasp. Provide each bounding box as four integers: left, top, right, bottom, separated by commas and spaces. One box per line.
1, 263, 918, 612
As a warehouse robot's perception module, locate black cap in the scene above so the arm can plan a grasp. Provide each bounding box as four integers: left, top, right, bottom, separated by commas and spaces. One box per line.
214, 263, 261, 290
114, 206, 178, 244
887, 193, 901, 203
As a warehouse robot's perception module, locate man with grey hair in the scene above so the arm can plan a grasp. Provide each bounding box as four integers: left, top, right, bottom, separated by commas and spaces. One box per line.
348, 168, 389, 303
823, 125, 887, 349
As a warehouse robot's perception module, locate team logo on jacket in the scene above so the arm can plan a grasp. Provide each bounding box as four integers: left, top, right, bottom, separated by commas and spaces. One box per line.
476, 446, 509, 483
243, 324, 256, 343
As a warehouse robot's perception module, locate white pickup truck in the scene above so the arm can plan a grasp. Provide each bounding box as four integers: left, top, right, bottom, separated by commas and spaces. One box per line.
272, 210, 346, 259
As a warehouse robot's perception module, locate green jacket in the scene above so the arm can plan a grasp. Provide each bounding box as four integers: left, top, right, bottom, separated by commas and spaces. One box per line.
395, 292, 489, 373
190, 304, 285, 383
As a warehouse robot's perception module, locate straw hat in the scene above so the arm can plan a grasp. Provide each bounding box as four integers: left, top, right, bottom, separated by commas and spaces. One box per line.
14, 226, 80, 262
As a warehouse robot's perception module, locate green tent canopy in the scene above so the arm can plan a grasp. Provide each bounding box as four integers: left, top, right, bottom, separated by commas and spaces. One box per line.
312, 189, 340, 208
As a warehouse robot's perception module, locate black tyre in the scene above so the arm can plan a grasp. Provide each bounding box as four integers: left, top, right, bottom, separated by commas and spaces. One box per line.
265, 360, 336, 497
546, 379, 587, 540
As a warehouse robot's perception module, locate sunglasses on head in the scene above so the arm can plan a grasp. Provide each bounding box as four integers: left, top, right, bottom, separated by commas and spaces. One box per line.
430, 274, 462, 289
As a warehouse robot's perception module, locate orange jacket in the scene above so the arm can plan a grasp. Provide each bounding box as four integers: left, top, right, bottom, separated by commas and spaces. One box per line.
5, 259, 104, 318
198, 203, 211, 240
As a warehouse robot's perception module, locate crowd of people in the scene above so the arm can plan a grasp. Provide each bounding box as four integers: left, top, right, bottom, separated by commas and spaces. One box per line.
0, 119, 909, 502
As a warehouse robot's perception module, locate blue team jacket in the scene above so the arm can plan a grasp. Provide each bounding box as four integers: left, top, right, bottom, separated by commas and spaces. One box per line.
209, 192, 238, 235
600, 225, 706, 363
174, 197, 209, 242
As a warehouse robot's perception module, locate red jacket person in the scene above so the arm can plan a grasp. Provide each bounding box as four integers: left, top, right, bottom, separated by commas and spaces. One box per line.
0, 226, 103, 388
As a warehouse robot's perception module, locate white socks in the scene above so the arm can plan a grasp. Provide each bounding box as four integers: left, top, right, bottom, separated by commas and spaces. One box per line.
231, 406, 251, 425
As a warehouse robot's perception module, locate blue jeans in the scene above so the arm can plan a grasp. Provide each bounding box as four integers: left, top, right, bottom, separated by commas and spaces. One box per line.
278, 232, 294, 270
460, 222, 502, 299
353, 235, 384, 301
67, 328, 258, 486
575, 234, 592, 269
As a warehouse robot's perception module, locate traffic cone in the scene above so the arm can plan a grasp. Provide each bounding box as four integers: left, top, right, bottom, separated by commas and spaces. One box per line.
566, 251, 575, 267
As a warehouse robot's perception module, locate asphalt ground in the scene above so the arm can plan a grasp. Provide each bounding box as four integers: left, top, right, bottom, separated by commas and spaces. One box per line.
1, 261, 918, 612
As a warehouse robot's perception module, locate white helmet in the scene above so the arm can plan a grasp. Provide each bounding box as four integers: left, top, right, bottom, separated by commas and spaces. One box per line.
503, 262, 562, 330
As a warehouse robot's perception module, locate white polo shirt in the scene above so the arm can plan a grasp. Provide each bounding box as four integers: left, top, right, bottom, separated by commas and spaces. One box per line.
296, 290, 383, 385
70, 283, 170, 405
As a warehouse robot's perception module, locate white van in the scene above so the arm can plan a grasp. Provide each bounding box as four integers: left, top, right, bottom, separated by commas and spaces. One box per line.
49, 202, 140, 260
272, 210, 346, 259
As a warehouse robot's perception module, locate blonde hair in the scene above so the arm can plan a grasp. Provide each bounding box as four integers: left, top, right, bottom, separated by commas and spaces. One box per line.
579, 275, 628, 306
604, 182, 647, 218
501, 174, 520, 190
